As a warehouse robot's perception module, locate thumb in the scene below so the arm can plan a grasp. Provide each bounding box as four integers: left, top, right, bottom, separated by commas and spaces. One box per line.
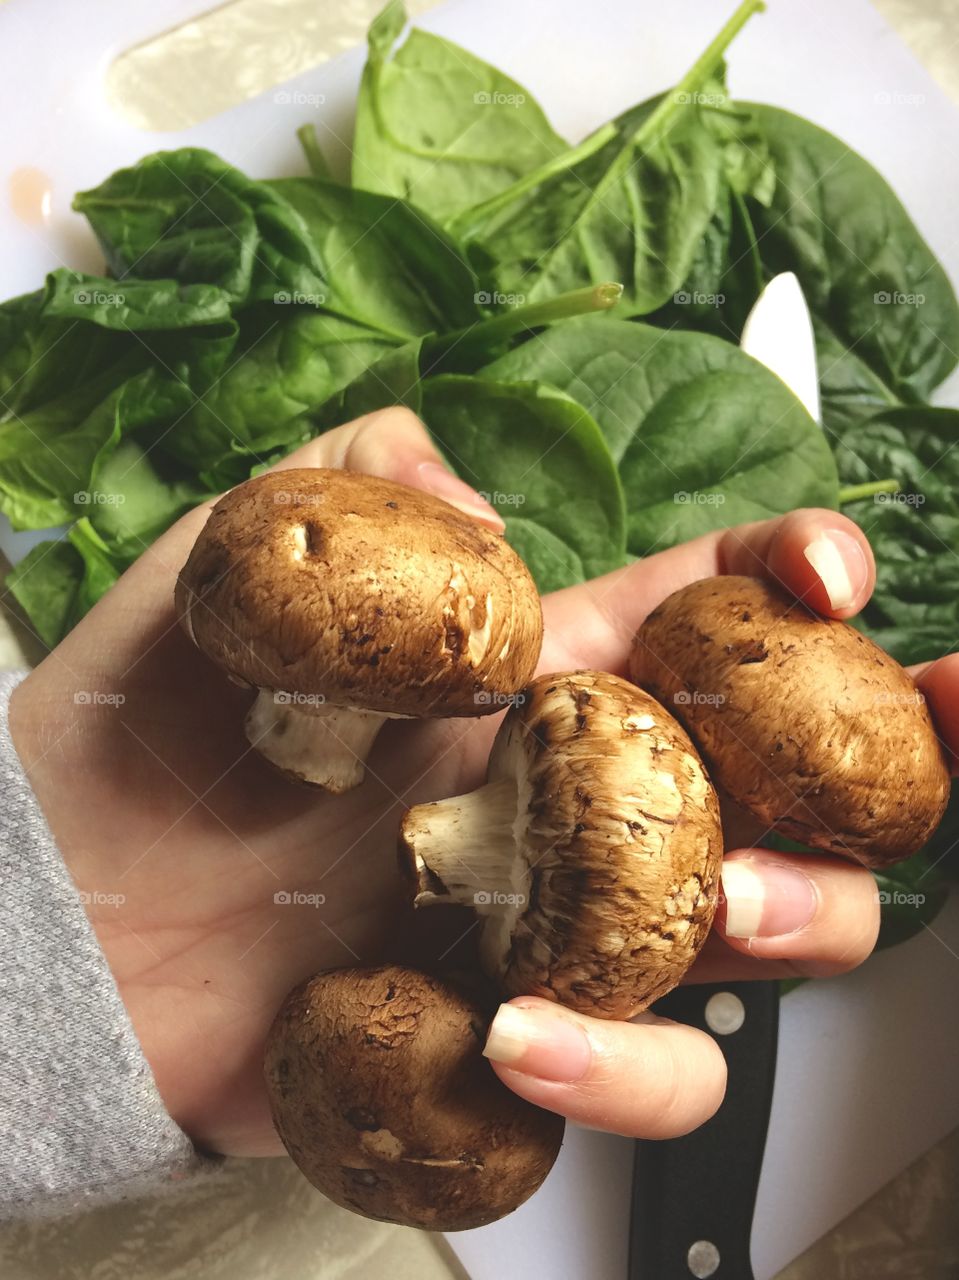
272, 406, 503, 532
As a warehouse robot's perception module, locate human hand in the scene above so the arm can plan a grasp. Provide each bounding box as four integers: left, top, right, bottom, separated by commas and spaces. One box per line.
9, 408, 957, 1155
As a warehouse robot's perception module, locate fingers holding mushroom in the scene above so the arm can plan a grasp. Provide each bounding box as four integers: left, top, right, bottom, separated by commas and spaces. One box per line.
482, 996, 727, 1140
690, 848, 881, 981
400, 670, 724, 1020
629, 576, 950, 869
176, 467, 542, 792
539, 508, 875, 678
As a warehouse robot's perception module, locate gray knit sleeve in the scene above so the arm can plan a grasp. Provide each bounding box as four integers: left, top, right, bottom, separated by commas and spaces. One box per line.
0, 669, 220, 1219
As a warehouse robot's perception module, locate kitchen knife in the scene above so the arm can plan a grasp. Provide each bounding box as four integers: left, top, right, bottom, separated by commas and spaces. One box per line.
628, 271, 821, 1280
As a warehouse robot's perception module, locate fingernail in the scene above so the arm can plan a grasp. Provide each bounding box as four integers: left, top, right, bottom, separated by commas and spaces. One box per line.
417, 462, 505, 532
483, 1002, 592, 1081
803, 530, 864, 610
722, 860, 819, 939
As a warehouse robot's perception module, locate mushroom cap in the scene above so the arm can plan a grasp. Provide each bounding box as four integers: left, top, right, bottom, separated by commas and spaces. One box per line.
175, 468, 542, 717
487, 671, 723, 1018
263, 965, 564, 1230
629, 575, 950, 868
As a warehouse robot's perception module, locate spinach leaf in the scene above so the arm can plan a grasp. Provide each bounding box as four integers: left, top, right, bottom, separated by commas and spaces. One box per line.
269, 178, 479, 337
74, 149, 327, 306
86, 441, 210, 553
814, 321, 900, 435
874, 850, 949, 950
0, 286, 140, 419
836, 407, 959, 664
471, 103, 725, 317
352, 1, 567, 221
161, 307, 397, 481
0, 366, 191, 530
313, 339, 424, 429
420, 375, 626, 591
745, 104, 959, 406
464, 7, 765, 316
481, 317, 838, 555
40, 270, 233, 331
5, 540, 83, 648
5, 518, 127, 649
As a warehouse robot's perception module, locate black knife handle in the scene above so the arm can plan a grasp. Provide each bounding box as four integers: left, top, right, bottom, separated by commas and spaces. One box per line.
628, 980, 780, 1280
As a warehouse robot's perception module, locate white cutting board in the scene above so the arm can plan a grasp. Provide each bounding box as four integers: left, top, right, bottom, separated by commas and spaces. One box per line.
2, 2, 958, 1276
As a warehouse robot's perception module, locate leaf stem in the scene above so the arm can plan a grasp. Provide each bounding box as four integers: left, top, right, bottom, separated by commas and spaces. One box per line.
447, 123, 618, 242
838, 478, 900, 503
424, 283, 623, 370
448, 0, 765, 243
629, 0, 766, 147
296, 125, 333, 181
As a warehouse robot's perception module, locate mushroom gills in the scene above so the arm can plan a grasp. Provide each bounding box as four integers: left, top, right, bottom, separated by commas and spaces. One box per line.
245, 692, 399, 791
400, 777, 531, 977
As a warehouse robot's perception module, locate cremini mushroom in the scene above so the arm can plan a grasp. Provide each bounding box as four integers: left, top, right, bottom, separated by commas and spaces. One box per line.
399, 671, 723, 1019
263, 964, 564, 1230
175, 467, 542, 791
629, 575, 950, 868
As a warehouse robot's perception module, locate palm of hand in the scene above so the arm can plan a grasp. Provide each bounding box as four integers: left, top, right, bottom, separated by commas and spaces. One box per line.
12, 565, 589, 1155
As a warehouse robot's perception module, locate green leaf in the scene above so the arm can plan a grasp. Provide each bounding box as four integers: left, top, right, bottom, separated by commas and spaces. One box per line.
0, 288, 139, 419
466, 6, 765, 316
67, 518, 126, 616
314, 339, 424, 429
481, 317, 839, 555
420, 375, 626, 591
473, 104, 726, 317
745, 104, 959, 405
161, 306, 398, 479
40, 270, 233, 331
836, 406, 959, 664
269, 178, 479, 337
86, 441, 210, 551
352, 7, 568, 221
874, 851, 949, 950
5, 540, 83, 648
74, 149, 328, 306
814, 320, 901, 435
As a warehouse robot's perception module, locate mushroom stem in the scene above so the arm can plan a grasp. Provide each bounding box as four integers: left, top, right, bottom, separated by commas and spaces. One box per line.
400, 779, 529, 910
245, 691, 389, 791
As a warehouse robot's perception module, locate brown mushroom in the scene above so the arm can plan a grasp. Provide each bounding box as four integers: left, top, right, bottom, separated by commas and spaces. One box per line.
263, 964, 564, 1230
629, 575, 950, 868
399, 671, 723, 1019
175, 468, 543, 791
